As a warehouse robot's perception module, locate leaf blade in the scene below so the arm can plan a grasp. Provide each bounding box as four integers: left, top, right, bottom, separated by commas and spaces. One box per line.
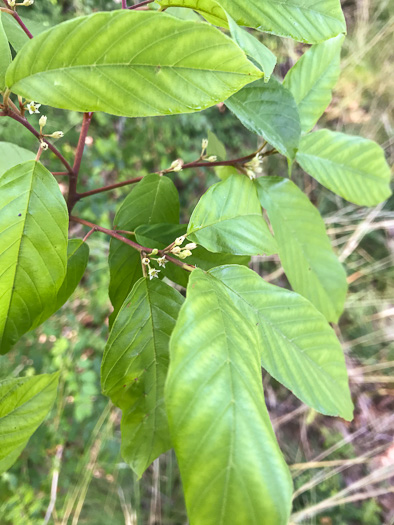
6, 11, 262, 118
255, 176, 347, 322
165, 269, 293, 524
296, 130, 392, 206
0, 372, 59, 474
0, 161, 68, 354
283, 35, 344, 133
225, 77, 301, 159
101, 278, 183, 477
209, 265, 353, 420
187, 174, 277, 255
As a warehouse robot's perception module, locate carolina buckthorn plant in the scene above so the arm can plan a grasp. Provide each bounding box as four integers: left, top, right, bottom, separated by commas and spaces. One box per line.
0, 0, 392, 523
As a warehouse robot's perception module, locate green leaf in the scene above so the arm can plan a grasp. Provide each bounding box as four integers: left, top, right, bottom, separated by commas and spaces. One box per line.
56, 239, 89, 310
135, 223, 250, 287
0, 161, 68, 354
225, 77, 301, 160
165, 269, 293, 525
215, 0, 346, 44
209, 265, 353, 420
108, 174, 179, 324
296, 130, 392, 206
101, 278, 183, 477
187, 174, 276, 255
214, 165, 238, 180
158, 0, 228, 27
283, 35, 344, 133
256, 176, 347, 322
0, 13, 12, 91
227, 14, 276, 81
0, 142, 35, 177
2, 14, 48, 51
0, 373, 59, 474
207, 129, 226, 160
159, 0, 276, 79
6, 11, 262, 118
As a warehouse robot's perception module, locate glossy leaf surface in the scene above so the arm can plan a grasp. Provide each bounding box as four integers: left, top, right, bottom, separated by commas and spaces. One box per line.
256, 177, 347, 322
210, 265, 353, 419
6, 11, 262, 117
158, 0, 228, 27
108, 174, 179, 323
225, 77, 301, 159
166, 269, 293, 524
0, 142, 35, 177
216, 0, 346, 43
296, 130, 392, 206
102, 278, 183, 477
187, 174, 276, 255
0, 13, 11, 91
0, 161, 68, 354
0, 373, 59, 474
283, 35, 344, 132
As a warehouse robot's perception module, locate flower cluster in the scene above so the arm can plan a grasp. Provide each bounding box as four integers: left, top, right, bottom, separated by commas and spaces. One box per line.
170, 236, 197, 259
31, 112, 64, 150
244, 154, 263, 180
8, 0, 33, 7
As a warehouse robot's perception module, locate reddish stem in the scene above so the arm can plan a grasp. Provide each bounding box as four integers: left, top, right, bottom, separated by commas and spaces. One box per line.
70, 216, 195, 271
5, 110, 74, 173
128, 0, 155, 9
121, 0, 127, 7
1, 1, 33, 38
67, 112, 93, 212
77, 176, 143, 199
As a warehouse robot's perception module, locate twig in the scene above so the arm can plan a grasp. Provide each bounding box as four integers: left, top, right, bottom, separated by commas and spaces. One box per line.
70, 216, 195, 271
77, 176, 143, 199
44, 444, 64, 525
128, 0, 155, 9
4, 110, 74, 173
67, 112, 93, 212
1, 1, 33, 38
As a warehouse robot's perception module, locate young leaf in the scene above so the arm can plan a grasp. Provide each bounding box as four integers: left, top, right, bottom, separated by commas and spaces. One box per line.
227, 14, 276, 81
187, 174, 277, 256
209, 265, 354, 420
135, 223, 249, 287
101, 278, 183, 477
0, 373, 59, 474
283, 35, 344, 133
0, 161, 68, 354
214, 0, 346, 44
296, 130, 392, 206
165, 269, 293, 525
0, 142, 35, 176
6, 11, 262, 118
0, 13, 12, 91
225, 77, 301, 160
207, 130, 226, 161
256, 177, 347, 323
108, 174, 179, 323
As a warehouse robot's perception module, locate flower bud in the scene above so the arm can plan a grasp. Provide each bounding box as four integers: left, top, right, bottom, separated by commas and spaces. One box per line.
40, 141, 48, 151
39, 115, 47, 128
151, 248, 158, 255
174, 236, 185, 246
170, 159, 183, 172
201, 138, 208, 150
50, 131, 64, 139
178, 249, 192, 259
206, 156, 217, 162
171, 246, 181, 255
184, 243, 197, 250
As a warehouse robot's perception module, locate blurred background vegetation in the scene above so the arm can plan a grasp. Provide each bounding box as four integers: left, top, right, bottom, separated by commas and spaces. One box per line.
0, 0, 393, 523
